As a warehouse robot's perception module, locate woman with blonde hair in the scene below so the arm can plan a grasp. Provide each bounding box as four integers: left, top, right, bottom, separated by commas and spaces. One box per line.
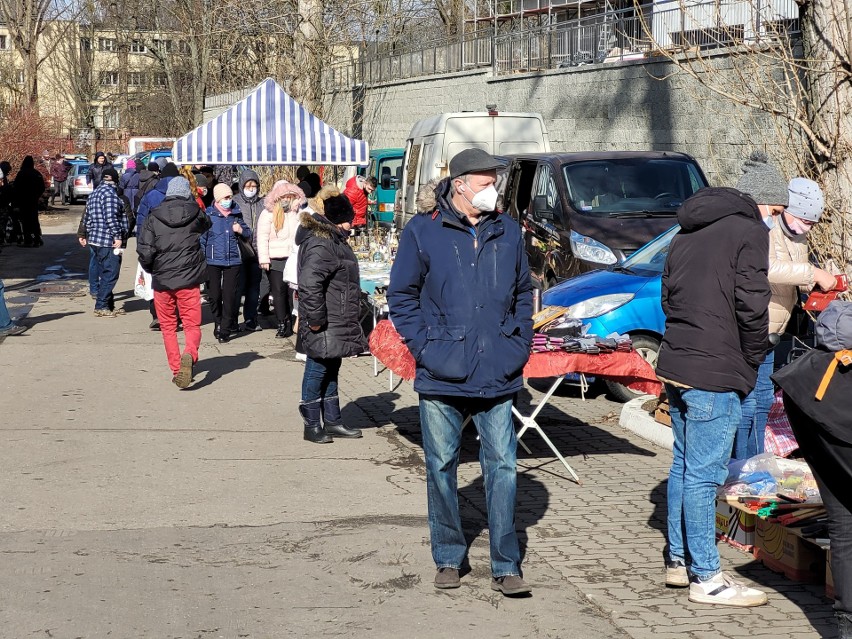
257, 180, 305, 338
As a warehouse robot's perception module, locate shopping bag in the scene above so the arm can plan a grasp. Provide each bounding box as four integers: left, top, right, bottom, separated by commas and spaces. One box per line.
134, 262, 154, 301
764, 390, 798, 458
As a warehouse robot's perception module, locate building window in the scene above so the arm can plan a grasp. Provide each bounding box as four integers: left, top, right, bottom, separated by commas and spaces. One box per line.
127, 71, 144, 86
129, 40, 146, 53
0, 35, 7, 50
80, 37, 92, 51
15, 69, 24, 84
99, 38, 115, 52
177, 40, 191, 54
152, 72, 167, 87
100, 71, 119, 86
103, 106, 119, 128
151, 39, 172, 53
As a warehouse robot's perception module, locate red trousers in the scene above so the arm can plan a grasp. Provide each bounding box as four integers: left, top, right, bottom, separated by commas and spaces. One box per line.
153, 287, 202, 375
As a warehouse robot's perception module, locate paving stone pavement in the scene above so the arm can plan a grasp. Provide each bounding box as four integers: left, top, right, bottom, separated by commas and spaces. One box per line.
342, 362, 838, 639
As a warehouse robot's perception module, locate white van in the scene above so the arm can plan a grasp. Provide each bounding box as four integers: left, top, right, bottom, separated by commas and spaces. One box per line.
396, 111, 551, 228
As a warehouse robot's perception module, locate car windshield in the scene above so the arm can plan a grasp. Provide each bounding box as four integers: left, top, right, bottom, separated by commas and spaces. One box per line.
76, 164, 90, 175
562, 158, 706, 217
617, 225, 679, 276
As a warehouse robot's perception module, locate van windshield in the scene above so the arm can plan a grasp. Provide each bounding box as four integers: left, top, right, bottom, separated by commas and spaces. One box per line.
562, 158, 706, 218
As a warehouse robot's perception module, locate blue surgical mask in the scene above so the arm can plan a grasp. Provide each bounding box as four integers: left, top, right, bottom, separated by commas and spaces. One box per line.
219, 199, 233, 209
763, 216, 775, 230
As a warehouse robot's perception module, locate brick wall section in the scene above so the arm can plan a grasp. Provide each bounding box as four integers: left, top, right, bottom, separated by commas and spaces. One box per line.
323, 54, 779, 185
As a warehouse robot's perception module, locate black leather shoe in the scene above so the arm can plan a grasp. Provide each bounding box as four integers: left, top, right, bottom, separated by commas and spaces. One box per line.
275, 322, 287, 338
218, 332, 230, 344
324, 423, 362, 439
304, 426, 333, 444
213, 323, 220, 339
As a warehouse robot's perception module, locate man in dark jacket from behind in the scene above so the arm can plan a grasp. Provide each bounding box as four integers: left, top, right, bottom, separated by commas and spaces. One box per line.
232, 169, 265, 331
387, 148, 534, 596
137, 177, 212, 389
135, 162, 160, 213
656, 186, 771, 607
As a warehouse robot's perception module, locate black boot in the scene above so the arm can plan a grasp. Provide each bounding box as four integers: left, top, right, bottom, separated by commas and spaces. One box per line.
282, 319, 293, 338
322, 395, 362, 438
213, 323, 220, 339
300, 400, 332, 443
275, 322, 287, 338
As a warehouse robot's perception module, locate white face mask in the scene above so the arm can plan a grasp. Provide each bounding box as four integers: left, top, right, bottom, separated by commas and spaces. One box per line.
461, 183, 499, 212
243, 187, 257, 199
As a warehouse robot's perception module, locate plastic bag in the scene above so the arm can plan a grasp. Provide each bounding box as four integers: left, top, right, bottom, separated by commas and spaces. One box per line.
134, 262, 154, 301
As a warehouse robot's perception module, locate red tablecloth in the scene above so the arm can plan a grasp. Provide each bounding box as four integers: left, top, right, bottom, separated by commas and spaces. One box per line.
369, 319, 661, 396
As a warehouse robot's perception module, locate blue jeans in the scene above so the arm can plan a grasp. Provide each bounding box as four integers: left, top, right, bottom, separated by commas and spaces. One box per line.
666, 385, 741, 580
419, 394, 520, 578
301, 357, 341, 402
87, 248, 99, 296
733, 350, 775, 460
90, 246, 121, 311
0, 278, 12, 329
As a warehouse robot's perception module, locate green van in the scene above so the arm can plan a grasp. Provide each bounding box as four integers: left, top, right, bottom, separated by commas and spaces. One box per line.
356, 148, 404, 226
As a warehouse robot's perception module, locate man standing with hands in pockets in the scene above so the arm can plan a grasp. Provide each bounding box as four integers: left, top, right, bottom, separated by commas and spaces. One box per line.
388, 148, 534, 595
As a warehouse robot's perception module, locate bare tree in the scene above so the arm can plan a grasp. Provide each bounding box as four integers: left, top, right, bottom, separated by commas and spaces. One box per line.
634, 0, 852, 270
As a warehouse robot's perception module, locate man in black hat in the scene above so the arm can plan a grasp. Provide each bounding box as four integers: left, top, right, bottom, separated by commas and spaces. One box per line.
388, 148, 534, 595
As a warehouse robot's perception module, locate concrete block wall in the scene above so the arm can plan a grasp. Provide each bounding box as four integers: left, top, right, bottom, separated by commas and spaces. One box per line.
322, 55, 779, 185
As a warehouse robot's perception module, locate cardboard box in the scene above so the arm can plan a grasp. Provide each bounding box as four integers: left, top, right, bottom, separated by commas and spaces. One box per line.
754, 518, 825, 584
715, 499, 756, 552
826, 549, 835, 600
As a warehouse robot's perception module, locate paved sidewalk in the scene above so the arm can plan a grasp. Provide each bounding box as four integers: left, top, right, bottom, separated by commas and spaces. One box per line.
0, 215, 837, 638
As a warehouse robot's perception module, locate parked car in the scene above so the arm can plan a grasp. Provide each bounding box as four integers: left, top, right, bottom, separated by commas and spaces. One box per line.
128, 147, 173, 170
396, 110, 551, 228
63, 161, 93, 204
542, 224, 678, 402
503, 151, 709, 290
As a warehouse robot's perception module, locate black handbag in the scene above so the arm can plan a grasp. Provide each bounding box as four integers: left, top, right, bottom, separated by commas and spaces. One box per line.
236, 233, 255, 261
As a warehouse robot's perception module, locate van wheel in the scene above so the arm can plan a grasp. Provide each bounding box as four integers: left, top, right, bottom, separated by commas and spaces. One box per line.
605, 334, 661, 403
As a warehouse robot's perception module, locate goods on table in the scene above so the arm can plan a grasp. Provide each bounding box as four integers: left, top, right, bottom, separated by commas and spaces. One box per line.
532, 305, 633, 355
721, 453, 820, 502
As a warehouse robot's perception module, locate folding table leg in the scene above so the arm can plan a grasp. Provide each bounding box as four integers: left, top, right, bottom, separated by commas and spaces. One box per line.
514, 377, 581, 484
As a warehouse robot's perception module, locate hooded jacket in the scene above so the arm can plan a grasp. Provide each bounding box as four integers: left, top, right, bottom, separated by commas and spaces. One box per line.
200, 203, 251, 267
656, 187, 771, 396
232, 170, 264, 250
135, 170, 159, 212
136, 196, 212, 291
136, 176, 174, 231
296, 211, 368, 359
87, 152, 113, 189
118, 167, 140, 220
257, 206, 300, 264
343, 176, 369, 227
13, 156, 46, 207
387, 178, 534, 398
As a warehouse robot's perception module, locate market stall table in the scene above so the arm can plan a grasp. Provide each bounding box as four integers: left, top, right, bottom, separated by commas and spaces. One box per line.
369, 320, 662, 483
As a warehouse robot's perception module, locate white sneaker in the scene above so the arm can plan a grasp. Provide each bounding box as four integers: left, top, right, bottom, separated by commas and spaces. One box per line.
688, 572, 767, 607
665, 560, 689, 588
295, 352, 307, 362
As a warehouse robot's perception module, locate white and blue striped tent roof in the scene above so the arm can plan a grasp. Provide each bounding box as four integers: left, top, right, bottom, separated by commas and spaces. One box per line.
172, 78, 369, 166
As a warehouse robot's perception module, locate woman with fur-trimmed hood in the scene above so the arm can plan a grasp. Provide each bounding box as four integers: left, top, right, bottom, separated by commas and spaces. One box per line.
295, 185, 367, 444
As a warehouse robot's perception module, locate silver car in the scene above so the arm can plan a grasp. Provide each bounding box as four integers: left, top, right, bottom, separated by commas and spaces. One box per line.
63, 162, 93, 205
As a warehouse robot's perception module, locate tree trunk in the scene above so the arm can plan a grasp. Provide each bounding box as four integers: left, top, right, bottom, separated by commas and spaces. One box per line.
293, 0, 324, 116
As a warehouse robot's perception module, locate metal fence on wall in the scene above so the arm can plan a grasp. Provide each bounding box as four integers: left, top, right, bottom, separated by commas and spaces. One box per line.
326, 0, 800, 89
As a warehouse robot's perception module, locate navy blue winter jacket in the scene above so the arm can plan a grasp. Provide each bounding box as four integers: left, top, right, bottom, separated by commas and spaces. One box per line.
200, 203, 251, 267
387, 178, 534, 398
137, 176, 173, 232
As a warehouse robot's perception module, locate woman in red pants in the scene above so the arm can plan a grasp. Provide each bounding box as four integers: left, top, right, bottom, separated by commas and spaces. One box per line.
136, 177, 212, 388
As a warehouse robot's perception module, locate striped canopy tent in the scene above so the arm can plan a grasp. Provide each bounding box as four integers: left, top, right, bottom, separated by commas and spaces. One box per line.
172, 78, 369, 166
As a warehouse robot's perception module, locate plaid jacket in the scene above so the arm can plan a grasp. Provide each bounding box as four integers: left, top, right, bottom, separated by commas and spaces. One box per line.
84, 183, 127, 247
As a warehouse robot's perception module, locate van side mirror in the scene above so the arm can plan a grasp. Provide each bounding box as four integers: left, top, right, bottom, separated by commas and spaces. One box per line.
533, 195, 554, 221
381, 174, 392, 190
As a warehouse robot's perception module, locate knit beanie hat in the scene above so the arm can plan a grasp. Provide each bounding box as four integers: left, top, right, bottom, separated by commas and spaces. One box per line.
102, 168, 120, 183
160, 162, 179, 178
786, 177, 824, 223
195, 174, 209, 189
125, 158, 136, 170
324, 194, 355, 225
213, 183, 232, 202
166, 176, 192, 200
735, 151, 789, 206
147, 162, 159, 172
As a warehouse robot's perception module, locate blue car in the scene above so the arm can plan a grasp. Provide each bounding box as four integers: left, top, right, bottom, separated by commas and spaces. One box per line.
542, 224, 678, 402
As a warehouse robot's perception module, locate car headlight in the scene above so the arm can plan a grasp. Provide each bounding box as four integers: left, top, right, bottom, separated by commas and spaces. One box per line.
570, 230, 617, 265
566, 293, 635, 319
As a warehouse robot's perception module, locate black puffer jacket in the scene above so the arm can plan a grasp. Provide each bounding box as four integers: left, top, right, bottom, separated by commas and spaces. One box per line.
88, 153, 113, 189
136, 196, 211, 292
296, 211, 367, 359
656, 187, 770, 396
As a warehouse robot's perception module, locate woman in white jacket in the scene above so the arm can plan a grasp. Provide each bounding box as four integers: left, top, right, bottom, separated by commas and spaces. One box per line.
257, 181, 305, 338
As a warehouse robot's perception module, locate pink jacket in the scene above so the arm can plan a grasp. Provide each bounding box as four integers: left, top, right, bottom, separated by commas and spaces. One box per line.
257, 208, 300, 264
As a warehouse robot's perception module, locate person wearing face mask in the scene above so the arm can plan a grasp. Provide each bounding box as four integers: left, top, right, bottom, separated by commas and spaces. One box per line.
200, 183, 251, 343
732, 152, 836, 461
233, 169, 267, 332
387, 148, 534, 596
